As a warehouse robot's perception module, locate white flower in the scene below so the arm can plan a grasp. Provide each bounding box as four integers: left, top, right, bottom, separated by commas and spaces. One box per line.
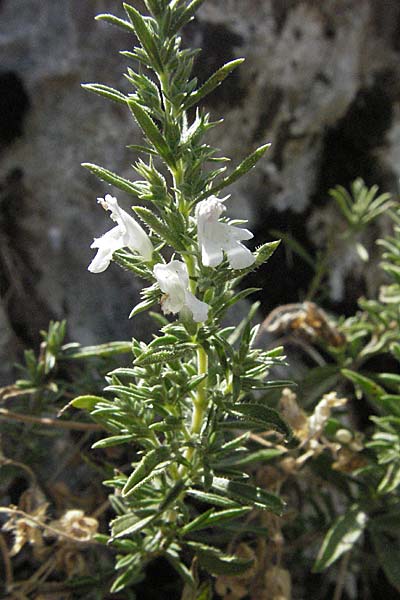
88, 194, 153, 273
153, 260, 209, 323
196, 196, 255, 269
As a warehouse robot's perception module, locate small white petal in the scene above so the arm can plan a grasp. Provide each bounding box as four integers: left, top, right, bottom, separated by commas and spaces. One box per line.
88, 196, 153, 272
201, 236, 224, 267
184, 290, 210, 323
153, 260, 209, 323
153, 261, 187, 314
226, 244, 255, 269
88, 227, 124, 273
196, 196, 255, 269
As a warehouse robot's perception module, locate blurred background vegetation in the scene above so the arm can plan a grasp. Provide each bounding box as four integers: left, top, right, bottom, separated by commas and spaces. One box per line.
1, 1, 400, 598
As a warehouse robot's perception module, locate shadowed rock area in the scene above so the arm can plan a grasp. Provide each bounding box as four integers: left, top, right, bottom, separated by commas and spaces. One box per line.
1, 0, 400, 382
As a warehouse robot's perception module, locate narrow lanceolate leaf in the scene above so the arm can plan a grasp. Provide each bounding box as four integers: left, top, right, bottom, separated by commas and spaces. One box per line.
129, 297, 158, 319
223, 403, 292, 438
63, 341, 132, 359
199, 143, 271, 200
111, 513, 156, 539
181, 507, 251, 535
134, 344, 195, 365
212, 477, 284, 515
254, 240, 281, 268
81, 83, 127, 105
71, 395, 105, 410
341, 369, 385, 403
82, 163, 139, 195
165, 551, 196, 588
183, 59, 244, 110
313, 507, 368, 572
186, 542, 254, 576
216, 288, 261, 315
122, 465, 171, 498
213, 448, 284, 469
95, 13, 135, 34
92, 434, 134, 449
186, 489, 241, 509
123, 4, 163, 72
122, 446, 170, 497
133, 206, 175, 243
128, 100, 175, 167
143, 1, 165, 18
159, 480, 186, 511
169, 0, 206, 36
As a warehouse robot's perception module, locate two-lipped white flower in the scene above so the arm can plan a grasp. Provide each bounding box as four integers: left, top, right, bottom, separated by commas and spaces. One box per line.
153, 260, 209, 323
88, 195, 153, 273
196, 195, 255, 269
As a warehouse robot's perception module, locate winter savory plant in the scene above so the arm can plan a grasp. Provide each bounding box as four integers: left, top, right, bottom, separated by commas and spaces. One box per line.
74, 0, 291, 595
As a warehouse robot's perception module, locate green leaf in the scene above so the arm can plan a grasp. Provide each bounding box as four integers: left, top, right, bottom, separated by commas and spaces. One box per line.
71, 395, 104, 410
183, 59, 244, 110
82, 163, 139, 195
377, 463, 400, 494
133, 205, 177, 244
166, 550, 196, 588
81, 83, 127, 105
186, 542, 254, 576
341, 369, 385, 403
122, 447, 171, 497
129, 297, 158, 318
92, 435, 134, 449
110, 568, 138, 594
254, 240, 281, 268
217, 288, 261, 315
211, 477, 284, 515
313, 507, 368, 572
111, 513, 156, 539
159, 480, 186, 511
223, 403, 292, 438
186, 489, 241, 509
128, 99, 175, 166
123, 4, 163, 71
200, 143, 270, 199
95, 13, 135, 34
169, 0, 206, 36
135, 344, 195, 365
356, 241, 369, 262
213, 448, 284, 469
181, 507, 251, 535
63, 341, 132, 359
127, 144, 158, 156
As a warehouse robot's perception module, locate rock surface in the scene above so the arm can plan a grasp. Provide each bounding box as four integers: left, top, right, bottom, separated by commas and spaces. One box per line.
1, 0, 400, 382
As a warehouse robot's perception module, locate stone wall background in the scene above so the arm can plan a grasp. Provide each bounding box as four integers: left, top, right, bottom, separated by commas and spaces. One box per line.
1, 0, 400, 383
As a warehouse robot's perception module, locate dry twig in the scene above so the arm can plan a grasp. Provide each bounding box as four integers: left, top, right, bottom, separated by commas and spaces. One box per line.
0, 408, 102, 432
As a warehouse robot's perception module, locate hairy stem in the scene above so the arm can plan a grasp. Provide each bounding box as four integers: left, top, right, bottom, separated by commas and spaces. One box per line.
184, 345, 208, 464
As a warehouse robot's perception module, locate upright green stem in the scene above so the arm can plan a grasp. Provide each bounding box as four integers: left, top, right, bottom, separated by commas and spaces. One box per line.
184, 254, 197, 294
184, 345, 208, 464
159, 53, 208, 467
